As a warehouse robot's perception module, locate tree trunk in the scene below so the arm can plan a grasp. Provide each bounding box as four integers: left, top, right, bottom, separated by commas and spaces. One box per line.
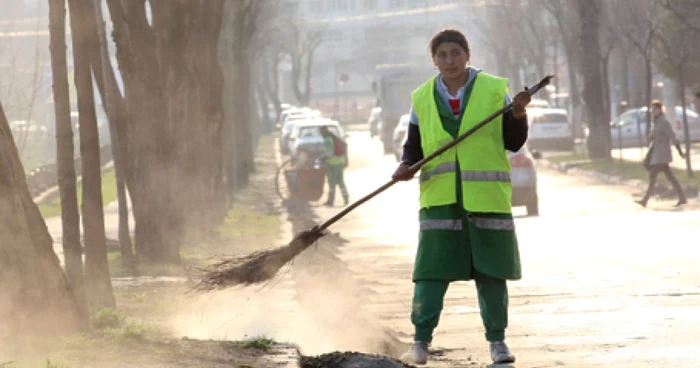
90, 0, 134, 267
48, 0, 85, 310
257, 82, 271, 134
107, 0, 180, 264
0, 99, 86, 338
231, 49, 254, 189
678, 70, 694, 177
577, 0, 610, 159
263, 53, 283, 128
68, 0, 115, 309
644, 57, 653, 138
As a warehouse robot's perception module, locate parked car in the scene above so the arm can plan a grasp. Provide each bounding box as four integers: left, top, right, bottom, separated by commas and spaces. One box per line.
279, 109, 322, 155
392, 114, 411, 162
368, 107, 382, 138
526, 108, 574, 151
278, 107, 315, 129
288, 119, 345, 162
608, 106, 700, 149
528, 99, 551, 109
509, 147, 542, 216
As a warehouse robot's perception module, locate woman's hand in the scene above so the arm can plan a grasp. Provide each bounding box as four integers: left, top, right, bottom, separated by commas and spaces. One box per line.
512, 90, 532, 117
392, 163, 416, 181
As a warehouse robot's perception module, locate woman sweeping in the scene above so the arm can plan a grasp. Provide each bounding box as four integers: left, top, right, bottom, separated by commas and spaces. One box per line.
636, 100, 687, 207
392, 29, 531, 365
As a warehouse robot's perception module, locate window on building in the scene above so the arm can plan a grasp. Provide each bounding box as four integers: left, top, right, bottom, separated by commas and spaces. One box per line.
328, 0, 350, 11
407, 0, 426, 8
328, 30, 343, 43
364, 0, 378, 9
309, 0, 323, 12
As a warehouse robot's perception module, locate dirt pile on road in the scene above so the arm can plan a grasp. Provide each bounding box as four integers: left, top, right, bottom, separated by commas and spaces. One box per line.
300, 351, 415, 368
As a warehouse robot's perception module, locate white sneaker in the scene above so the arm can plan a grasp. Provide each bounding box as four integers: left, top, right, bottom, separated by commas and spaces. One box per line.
400, 341, 429, 365
490, 341, 516, 364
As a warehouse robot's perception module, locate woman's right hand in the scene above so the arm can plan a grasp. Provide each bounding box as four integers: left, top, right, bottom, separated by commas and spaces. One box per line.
392, 163, 416, 181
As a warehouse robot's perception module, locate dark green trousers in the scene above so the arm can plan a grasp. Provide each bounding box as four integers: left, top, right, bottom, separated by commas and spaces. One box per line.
411, 270, 508, 343
325, 163, 348, 204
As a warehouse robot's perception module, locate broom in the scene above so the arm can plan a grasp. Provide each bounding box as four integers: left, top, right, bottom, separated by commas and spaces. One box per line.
193, 75, 554, 291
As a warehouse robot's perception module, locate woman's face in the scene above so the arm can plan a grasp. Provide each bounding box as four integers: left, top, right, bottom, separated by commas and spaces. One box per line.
651, 106, 661, 116
433, 42, 469, 80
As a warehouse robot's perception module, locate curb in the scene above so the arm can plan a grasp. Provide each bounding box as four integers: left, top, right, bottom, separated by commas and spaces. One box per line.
539, 158, 648, 192
272, 137, 303, 368
267, 344, 302, 367
33, 160, 115, 205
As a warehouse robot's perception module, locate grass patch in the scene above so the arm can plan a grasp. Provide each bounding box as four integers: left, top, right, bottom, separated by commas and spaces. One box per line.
116, 321, 150, 340
217, 203, 280, 239
38, 168, 118, 218
546, 152, 587, 164
240, 336, 276, 352
107, 252, 185, 278
550, 154, 700, 188
89, 307, 151, 340
90, 307, 126, 330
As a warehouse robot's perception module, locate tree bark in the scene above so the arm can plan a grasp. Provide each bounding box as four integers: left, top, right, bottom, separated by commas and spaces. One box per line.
576, 0, 611, 159
68, 0, 115, 309
678, 70, 694, 177
0, 99, 86, 338
48, 0, 85, 310
107, 0, 180, 263
89, 0, 134, 267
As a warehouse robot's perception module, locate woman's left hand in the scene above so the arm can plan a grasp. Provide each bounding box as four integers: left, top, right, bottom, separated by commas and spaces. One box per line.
513, 91, 531, 116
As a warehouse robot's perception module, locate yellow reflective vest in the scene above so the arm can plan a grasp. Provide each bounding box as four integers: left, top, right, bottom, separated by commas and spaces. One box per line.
411, 73, 512, 213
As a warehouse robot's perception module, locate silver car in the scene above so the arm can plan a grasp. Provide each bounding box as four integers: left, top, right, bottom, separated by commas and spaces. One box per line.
509, 147, 541, 216
609, 106, 700, 149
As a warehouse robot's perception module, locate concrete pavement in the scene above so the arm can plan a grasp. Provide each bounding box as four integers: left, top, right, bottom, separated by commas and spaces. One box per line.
315, 131, 700, 367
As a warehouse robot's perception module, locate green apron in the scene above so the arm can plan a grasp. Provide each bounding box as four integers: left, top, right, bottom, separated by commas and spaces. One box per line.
412, 81, 521, 282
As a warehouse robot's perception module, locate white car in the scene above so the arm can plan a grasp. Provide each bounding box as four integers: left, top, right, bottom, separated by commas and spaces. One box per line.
279, 109, 322, 154
288, 119, 345, 162
528, 99, 551, 109
392, 114, 411, 162
526, 108, 574, 151
368, 107, 382, 138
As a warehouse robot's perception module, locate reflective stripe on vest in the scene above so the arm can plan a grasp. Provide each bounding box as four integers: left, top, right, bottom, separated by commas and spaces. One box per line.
420, 167, 510, 184
420, 219, 463, 231
468, 216, 515, 230
460, 171, 510, 182
419, 162, 457, 183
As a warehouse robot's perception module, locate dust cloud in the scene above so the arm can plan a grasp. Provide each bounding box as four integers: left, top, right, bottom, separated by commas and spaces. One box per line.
169, 203, 405, 358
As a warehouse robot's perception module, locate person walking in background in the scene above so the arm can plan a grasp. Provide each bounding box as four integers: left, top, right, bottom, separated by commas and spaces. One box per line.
637, 100, 687, 208
319, 125, 349, 207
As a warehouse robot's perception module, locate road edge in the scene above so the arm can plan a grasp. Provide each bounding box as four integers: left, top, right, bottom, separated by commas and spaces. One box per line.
539, 158, 649, 192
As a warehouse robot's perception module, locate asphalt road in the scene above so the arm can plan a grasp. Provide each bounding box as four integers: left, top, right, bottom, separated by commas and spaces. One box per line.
315, 131, 700, 367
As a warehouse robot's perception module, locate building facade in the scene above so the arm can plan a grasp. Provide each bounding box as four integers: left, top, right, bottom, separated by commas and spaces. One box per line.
283, 0, 482, 119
